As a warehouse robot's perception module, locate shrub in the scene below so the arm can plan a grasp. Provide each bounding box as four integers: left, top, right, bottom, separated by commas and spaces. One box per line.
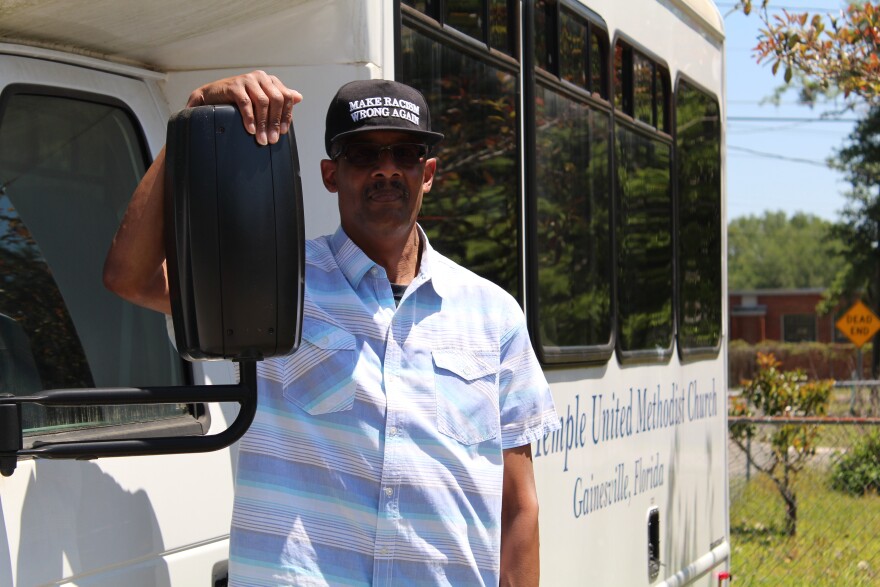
831, 432, 880, 496
729, 352, 834, 536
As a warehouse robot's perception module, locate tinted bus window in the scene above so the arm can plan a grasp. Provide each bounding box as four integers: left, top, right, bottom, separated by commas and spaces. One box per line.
590, 30, 607, 99
400, 7, 521, 299
613, 41, 673, 357
0, 90, 187, 434
534, 86, 612, 354
531, 1, 613, 362
488, 0, 514, 55
446, 0, 483, 41
560, 8, 588, 89
614, 42, 669, 130
615, 128, 673, 354
534, 0, 556, 74
633, 52, 654, 126
676, 81, 721, 353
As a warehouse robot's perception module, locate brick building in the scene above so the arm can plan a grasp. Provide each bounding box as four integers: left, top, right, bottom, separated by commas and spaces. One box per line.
729, 288, 840, 344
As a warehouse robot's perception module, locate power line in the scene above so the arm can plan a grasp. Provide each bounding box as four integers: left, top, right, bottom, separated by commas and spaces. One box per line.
729, 99, 809, 105
729, 116, 859, 122
728, 144, 830, 166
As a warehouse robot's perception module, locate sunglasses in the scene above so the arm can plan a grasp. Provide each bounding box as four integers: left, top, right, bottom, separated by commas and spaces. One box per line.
333, 143, 429, 167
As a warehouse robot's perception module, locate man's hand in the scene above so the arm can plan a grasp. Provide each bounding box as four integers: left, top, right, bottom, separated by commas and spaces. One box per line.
186, 70, 303, 146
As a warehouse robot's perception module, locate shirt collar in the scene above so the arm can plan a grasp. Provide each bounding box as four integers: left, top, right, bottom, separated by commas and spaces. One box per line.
414, 226, 450, 298
329, 226, 377, 289
328, 225, 450, 298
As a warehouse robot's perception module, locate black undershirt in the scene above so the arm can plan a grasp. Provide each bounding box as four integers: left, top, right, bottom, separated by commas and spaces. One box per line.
390, 283, 407, 307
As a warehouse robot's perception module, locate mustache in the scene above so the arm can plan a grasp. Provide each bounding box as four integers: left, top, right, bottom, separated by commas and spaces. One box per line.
364, 179, 409, 199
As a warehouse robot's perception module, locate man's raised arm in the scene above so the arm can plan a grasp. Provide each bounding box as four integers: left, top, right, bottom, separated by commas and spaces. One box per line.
103, 71, 302, 314
103, 147, 172, 314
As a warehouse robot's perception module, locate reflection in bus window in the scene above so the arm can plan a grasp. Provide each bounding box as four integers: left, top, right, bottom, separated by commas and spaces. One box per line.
488, 0, 513, 56
590, 30, 607, 99
446, 0, 483, 40
534, 0, 554, 73
560, 8, 588, 89
655, 66, 668, 133
613, 43, 629, 113
677, 81, 722, 352
534, 86, 612, 352
0, 199, 92, 392
633, 52, 654, 126
400, 11, 521, 299
402, 0, 430, 11
616, 128, 673, 354
614, 41, 673, 357
614, 41, 669, 133
530, 1, 613, 361
0, 91, 187, 434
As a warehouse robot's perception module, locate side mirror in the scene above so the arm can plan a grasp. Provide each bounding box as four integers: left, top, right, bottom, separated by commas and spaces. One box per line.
0, 106, 305, 475
165, 105, 304, 360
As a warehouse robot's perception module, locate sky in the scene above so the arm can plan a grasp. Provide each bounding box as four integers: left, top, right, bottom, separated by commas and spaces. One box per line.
719, 1, 859, 222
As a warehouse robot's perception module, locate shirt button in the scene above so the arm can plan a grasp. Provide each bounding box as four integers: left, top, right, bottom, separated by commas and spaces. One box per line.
389, 426, 398, 436
370, 267, 379, 276
384, 487, 393, 497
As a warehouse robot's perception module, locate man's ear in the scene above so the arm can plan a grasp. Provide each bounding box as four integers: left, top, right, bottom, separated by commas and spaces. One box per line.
422, 157, 438, 193
320, 159, 339, 193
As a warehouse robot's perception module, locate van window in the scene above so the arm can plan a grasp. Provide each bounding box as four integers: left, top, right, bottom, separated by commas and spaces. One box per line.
613, 42, 674, 358
676, 81, 722, 353
532, 1, 614, 362
0, 89, 187, 435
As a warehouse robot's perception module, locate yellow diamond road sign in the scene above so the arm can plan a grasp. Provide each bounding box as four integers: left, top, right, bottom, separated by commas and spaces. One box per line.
836, 301, 880, 348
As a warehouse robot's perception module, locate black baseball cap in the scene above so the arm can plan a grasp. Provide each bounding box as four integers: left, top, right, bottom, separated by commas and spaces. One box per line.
324, 79, 444, 156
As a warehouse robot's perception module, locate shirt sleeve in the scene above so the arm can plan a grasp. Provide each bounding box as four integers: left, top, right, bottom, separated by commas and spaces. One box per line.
498, 316, 561, 449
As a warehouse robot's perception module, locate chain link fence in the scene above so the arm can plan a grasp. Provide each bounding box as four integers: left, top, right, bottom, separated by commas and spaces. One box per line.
728, 385, 880, 586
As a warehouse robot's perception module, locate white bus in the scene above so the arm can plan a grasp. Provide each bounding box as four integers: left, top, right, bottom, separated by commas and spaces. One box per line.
0, 0, 727, 585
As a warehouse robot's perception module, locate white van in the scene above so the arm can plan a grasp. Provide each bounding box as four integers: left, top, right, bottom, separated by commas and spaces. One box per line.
0, 1, 728, 585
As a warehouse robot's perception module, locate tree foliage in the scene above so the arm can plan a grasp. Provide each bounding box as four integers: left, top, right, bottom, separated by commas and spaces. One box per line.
729, 352, 834, 536
728, 211, 844, 290
736, 1, 880, 105
818, 105, 880, 314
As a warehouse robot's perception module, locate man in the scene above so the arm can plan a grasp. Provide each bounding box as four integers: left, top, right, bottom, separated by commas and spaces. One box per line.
104, 71, 559, 586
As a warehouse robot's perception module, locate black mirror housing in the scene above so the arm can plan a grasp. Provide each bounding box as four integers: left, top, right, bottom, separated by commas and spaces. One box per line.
164, 105, 304, 360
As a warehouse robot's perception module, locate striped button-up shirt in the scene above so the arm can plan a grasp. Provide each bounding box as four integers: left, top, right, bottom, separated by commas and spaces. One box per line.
229, 227, 559, 586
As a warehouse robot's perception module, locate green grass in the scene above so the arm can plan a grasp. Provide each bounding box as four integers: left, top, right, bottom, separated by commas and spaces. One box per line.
730, 468, 880, 585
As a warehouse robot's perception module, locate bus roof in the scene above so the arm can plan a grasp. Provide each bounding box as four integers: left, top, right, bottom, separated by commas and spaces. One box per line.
674, 0, 725, 38
0, 0, 724, 72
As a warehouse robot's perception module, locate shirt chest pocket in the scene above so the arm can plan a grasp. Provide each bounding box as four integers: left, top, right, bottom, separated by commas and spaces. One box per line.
282, 318, 357, 415
432, 350, 500, 445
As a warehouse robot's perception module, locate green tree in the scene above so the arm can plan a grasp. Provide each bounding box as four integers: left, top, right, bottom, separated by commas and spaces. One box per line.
728, 211, 844, 290
730, 352, 834, 536
817, 106, 880, 375
734, 1, 880, 105
821, 107, 880, 312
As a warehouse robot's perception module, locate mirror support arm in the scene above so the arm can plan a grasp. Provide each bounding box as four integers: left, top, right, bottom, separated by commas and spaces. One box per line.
0, 360, 258, 477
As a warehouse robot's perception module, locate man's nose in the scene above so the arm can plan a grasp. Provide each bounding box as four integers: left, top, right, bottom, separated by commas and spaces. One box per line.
372, 149, 403, 176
